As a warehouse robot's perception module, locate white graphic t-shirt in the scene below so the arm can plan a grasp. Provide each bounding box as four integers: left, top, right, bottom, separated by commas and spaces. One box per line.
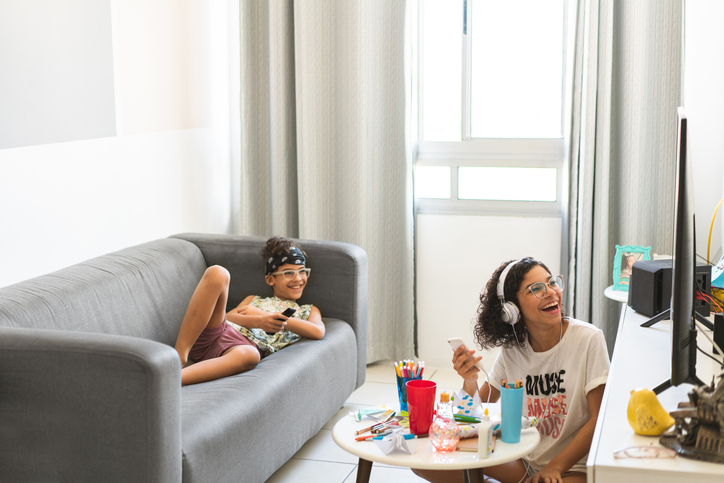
489, 318, 609, 473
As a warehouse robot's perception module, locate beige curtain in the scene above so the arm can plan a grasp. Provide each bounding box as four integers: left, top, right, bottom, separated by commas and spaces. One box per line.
239, 0, 415, 362
567, 0, 683, 351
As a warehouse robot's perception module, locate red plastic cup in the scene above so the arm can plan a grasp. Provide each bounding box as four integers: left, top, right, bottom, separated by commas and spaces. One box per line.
406, 379, 437, 435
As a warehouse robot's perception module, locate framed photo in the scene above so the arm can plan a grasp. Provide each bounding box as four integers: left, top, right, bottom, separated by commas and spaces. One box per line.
613, 245, 652, 291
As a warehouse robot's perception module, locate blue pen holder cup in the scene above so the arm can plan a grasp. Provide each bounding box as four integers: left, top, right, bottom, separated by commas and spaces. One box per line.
500, 386, 524, 444
396, 375, 421, 413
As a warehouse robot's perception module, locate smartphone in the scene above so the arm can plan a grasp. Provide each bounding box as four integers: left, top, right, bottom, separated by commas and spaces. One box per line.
281, 307, 297, 317
447, 337, 486, 372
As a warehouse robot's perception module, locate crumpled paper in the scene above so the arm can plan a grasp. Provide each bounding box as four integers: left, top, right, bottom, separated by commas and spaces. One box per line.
373, 430, 418, 455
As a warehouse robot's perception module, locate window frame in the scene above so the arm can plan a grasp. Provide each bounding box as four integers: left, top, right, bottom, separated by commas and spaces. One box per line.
414, 0, 573, 217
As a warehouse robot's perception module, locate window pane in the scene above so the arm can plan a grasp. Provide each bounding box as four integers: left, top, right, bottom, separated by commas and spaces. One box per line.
470, 0, 564, 138
420, 0, 463, 141
415, 166, 451, 199
458, 167, 556, 201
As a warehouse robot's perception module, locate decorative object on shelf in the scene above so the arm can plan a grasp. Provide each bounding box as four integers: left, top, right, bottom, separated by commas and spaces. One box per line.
660, 372, 724, 464
626, 388, 675, 436
613, 245, 652, 291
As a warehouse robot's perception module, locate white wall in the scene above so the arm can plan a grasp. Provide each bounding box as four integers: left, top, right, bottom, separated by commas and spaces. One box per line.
0, 0, 117, 149
0, 0, 237, 288
685, 0, 724, 261
416, 214, 562, 369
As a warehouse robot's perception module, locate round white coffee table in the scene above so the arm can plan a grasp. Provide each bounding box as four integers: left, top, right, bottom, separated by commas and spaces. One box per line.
332, 413, 540, 483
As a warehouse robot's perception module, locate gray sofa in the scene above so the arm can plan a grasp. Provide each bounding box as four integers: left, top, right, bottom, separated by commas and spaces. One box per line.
0, 233, 368, 483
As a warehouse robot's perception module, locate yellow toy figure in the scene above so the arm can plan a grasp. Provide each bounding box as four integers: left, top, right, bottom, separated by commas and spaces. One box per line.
627, 388, 675, 436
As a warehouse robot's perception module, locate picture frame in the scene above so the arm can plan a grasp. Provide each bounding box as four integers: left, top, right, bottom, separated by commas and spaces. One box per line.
613, 245, 652, 291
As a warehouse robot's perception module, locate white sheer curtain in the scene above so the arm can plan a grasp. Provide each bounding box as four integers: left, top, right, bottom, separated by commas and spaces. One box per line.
566, 0, 683, 350
238, 0, 415, 362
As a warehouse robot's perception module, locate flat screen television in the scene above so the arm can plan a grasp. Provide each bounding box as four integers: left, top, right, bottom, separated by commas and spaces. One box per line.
642, 107, 708, 394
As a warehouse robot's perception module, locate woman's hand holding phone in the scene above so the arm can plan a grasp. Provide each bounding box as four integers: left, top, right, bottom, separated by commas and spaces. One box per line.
448, 337, 485, 382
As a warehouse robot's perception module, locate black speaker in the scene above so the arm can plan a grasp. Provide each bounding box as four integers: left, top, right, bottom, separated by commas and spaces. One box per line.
628, 260, 673, 317
627, 259, 711, 317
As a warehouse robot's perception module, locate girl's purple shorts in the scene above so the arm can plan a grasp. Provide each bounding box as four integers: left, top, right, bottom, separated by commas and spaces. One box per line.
189, 322, 263, 362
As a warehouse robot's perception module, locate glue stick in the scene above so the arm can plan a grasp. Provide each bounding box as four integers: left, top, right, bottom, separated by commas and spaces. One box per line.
478, 408, 494, 458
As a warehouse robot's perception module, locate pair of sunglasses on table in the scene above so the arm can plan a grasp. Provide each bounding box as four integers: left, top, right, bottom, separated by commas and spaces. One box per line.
613, 446, 676, 459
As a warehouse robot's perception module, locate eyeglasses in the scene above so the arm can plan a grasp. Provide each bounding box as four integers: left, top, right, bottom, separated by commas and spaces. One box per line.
613, 446, 676, 459
270, 268, 311, 281
519, 276, 564, 299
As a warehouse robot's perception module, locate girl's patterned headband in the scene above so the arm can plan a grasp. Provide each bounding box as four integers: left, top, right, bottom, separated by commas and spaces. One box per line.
265, 247, 306, 275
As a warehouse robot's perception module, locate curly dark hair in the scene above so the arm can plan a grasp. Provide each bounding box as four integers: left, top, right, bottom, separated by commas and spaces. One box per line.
260, 236, 307, 268
473, 257, 565, 350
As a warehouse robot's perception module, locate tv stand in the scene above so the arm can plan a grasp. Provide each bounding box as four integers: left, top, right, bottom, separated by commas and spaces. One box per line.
652, 373, 706, 396
650, 324, 708, 395
641, 310, 713, 394
640, 308, 714, 331
589, 303, 723, 482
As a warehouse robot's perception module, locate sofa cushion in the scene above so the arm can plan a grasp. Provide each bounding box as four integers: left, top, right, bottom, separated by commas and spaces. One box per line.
179, 319, 357, 483
0, 238, 206, 346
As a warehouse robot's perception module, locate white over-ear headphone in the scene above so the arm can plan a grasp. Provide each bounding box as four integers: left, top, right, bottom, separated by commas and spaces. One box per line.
497, 260, 521, 325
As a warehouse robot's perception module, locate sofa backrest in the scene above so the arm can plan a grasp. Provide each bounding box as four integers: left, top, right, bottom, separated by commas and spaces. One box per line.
172, 233, 369, 387
0, 238, 207, 346
171, 233, 368, 332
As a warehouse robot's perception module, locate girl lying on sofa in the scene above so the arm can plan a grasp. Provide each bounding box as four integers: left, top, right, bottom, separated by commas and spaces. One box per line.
173, 237, 325, 385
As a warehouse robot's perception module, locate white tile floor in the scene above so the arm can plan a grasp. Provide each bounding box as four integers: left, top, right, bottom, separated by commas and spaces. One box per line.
266, 362, 466, 483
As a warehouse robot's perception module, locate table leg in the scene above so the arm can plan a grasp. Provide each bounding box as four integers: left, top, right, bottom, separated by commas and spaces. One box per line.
356, 458, 373, 483
463, 468, 484, 483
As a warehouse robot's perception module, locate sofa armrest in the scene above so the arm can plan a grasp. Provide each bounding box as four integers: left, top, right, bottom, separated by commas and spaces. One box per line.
0, 327, 182, 483
171, 233, 369, 388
